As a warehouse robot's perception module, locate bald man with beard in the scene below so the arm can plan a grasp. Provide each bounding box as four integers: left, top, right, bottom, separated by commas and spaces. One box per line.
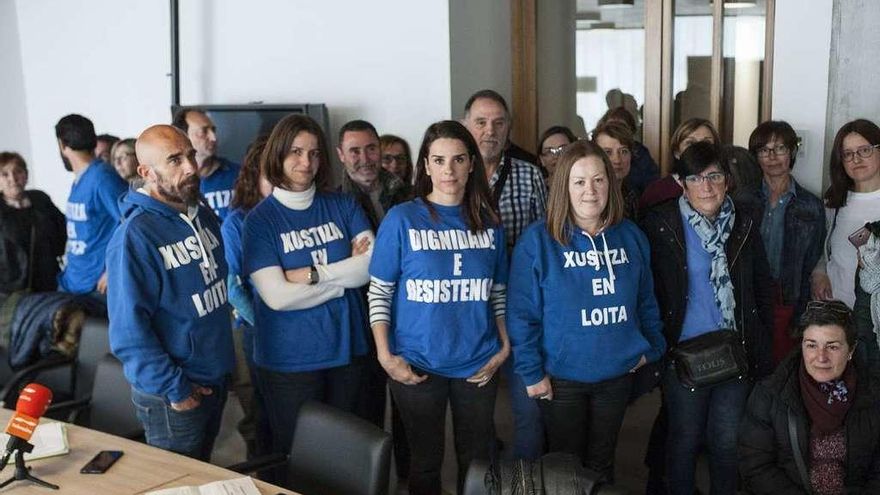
106, 125, 234, 460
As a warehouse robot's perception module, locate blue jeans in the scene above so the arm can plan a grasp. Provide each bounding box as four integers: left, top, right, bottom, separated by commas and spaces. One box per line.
130, 382, 227, 461
504, 360, 544, 460
662, 365, 749, 495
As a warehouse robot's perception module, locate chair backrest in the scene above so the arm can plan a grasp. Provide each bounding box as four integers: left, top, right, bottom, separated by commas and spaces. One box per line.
88, 354, 143, 439
74, 317, 110, 399
287, 401, 391, 495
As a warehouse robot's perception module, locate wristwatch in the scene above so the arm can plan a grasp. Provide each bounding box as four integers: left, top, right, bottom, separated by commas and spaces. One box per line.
308, 265, 319, 285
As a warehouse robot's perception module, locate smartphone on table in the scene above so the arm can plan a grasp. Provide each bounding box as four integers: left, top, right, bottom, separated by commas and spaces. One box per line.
80, 450, 123, 474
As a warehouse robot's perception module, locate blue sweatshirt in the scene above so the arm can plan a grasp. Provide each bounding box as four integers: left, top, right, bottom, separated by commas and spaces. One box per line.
679, 209, 725, 341
106, 191, 234, 403
369, 199, 508, 378
201, 157, 240, 221
221, 207, 255, 327
242, 192, 371, 372
507, 219, 665, 386
59, 159, 126, 294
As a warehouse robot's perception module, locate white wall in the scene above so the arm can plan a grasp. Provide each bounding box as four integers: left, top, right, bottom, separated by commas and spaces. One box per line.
179, 0, 451, 159
449, 0, 512, 119
0, 1, 32, 170
771, 0, 833, 196
537, 0, 579, 137
8, 0, 451, 208
14, 0, 171, 208
825, 0, 880, 185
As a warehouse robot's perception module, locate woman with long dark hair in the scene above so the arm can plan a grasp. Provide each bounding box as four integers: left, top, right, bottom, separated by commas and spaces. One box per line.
368, 120, 509, 495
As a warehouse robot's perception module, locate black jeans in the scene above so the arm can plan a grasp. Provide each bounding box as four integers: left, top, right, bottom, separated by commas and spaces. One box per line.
389, 369, 498, 495
540, 373, 633, 482
255, 357, 365, 462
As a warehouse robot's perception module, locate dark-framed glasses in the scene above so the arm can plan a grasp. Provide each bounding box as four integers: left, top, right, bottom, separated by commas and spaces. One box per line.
683, 172, 726, 186
841, 144, 880, 163
756, 144, 789, 158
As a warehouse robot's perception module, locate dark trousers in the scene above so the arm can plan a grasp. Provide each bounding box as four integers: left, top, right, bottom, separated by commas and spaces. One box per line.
662, 365, 749, 495
355, 355, 411, 478
389, 369, 498, 495
231, 324, 271, 459
256, 358, 364, 460
541, 373, 633, 482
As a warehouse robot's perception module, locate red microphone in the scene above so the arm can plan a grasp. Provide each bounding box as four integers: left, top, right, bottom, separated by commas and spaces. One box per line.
3, 384, 52, 455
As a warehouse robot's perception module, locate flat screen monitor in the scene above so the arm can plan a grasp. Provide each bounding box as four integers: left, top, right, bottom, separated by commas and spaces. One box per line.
170, 103, 330, 164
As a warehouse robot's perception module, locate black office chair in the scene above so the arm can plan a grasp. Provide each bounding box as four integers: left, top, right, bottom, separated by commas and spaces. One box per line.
48, 353, 143, 440
229, 400, 392, 495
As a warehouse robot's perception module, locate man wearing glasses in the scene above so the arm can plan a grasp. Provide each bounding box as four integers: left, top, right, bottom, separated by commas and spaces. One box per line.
747, 120, 825, 363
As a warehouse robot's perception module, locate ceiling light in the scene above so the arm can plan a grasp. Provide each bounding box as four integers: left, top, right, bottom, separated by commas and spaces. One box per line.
711, 0, 757, 8
598, 0, 634, 8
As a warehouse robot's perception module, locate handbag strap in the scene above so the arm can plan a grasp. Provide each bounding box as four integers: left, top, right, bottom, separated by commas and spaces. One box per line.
787, 408, 813, 494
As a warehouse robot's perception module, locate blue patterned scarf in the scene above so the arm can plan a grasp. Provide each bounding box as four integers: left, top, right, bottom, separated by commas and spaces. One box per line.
679, 195, 737, 329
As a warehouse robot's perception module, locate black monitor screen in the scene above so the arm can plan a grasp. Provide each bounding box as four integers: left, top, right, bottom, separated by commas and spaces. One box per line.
171, 104, 330, 165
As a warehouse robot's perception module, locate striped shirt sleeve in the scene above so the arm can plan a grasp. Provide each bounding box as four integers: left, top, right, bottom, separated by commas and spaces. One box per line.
368, 276, 396, 325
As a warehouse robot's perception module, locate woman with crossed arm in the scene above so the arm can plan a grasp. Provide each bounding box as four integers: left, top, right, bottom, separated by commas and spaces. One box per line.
241, 115, 373, 475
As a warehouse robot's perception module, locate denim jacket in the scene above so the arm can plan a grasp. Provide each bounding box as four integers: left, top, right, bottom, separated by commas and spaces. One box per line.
751, 178, 825, 321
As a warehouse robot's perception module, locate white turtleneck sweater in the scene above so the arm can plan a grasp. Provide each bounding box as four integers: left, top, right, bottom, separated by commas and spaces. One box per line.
249, 185, 375, 311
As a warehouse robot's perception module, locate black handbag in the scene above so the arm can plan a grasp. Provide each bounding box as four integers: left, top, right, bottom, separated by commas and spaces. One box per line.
670, 329, 748, 389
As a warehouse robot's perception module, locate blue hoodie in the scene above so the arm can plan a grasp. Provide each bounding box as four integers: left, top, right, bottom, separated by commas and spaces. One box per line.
201, 157, 240, 221
507, 219, 665, 386
106, 190, 234, 403
58, 159, 126, 294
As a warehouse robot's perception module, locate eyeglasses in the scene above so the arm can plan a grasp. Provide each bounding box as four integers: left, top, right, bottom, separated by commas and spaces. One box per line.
841, 144, 880, 163
805, 300, 851, 315
541, 145, 567, 157
381, 154, 408, 165
756, 144, 789, 158
683, 172, 726, 186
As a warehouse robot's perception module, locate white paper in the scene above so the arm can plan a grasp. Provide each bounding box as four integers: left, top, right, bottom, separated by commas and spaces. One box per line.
0, 422, 68, 463
146, 476, 260, 495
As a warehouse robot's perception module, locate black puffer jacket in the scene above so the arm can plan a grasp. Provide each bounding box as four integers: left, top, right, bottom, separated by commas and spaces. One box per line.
738, 351, 880, 494
640, 199, 774, 378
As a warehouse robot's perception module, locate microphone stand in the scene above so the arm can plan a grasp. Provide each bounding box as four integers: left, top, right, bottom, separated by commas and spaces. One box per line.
0, 441, 59, 490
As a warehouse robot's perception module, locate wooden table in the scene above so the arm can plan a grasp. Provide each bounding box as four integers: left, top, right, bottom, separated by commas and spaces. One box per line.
0, 408, 295, 494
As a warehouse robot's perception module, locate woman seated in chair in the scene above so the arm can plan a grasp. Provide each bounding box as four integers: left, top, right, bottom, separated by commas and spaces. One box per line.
739, 300, 880, 493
